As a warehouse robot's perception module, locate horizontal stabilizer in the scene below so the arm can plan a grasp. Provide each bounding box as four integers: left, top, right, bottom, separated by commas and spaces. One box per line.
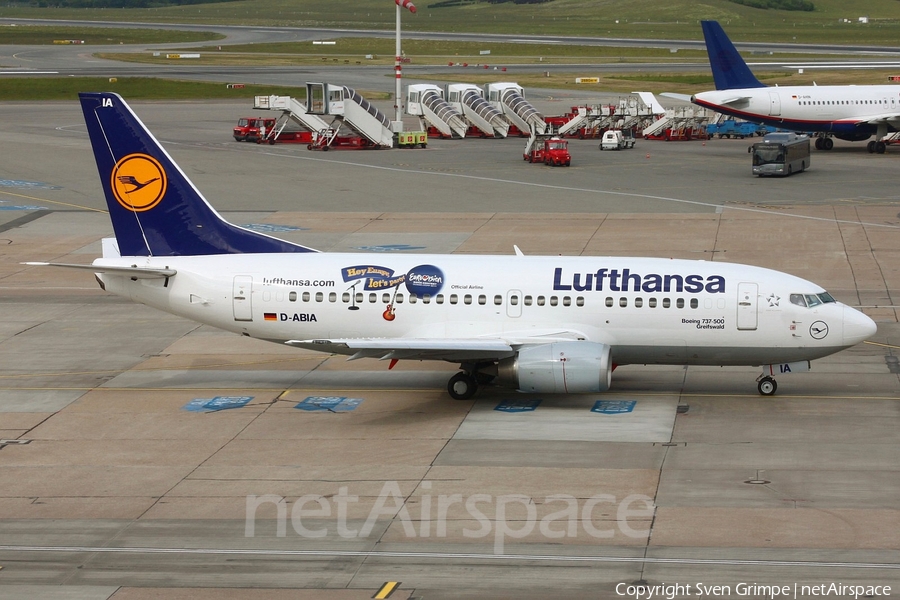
23, 262, 175, 279
659, 92, 692, 103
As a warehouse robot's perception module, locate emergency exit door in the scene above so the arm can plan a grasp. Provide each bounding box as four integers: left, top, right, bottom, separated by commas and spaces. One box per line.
737, 282, 758, 330
233, 275, 253, 322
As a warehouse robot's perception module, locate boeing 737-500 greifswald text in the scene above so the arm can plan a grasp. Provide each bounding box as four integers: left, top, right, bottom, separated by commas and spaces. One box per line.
27, 93, 877, 399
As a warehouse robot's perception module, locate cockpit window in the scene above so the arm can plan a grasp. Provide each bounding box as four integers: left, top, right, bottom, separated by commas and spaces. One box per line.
792, 292, 837, 308
790, 294, 806, 307
804, 294, 822, 308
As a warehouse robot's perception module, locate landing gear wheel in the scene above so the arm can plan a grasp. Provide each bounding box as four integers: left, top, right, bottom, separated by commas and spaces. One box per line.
815, 137, 823, 150
448, 372, 478, 400
867, 141, 876, 153
757, 376, 777, 396
823, 137, 833, 150
875, 141, 886, 154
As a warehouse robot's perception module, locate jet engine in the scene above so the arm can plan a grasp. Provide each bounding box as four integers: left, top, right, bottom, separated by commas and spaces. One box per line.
834, 131, 872, 142
497, 342, 612, 394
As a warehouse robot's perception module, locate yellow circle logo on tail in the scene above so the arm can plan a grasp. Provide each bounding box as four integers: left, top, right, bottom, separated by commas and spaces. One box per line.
110, 153, 167, 212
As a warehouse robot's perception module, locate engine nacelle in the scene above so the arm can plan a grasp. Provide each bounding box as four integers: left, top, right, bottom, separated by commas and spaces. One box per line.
497, 342, 612, 394
834, 131, 872, 142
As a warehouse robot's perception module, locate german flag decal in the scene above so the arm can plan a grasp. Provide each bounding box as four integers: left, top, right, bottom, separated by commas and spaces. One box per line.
264, 313, 277, 321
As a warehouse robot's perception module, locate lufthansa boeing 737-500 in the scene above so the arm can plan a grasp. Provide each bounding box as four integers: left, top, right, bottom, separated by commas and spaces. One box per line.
691, 21, 900, 153
27, 93, 877, 399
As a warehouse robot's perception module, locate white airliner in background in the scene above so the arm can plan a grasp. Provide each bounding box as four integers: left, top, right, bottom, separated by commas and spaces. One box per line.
28, 93, 877, 399
691, 21, 900, 153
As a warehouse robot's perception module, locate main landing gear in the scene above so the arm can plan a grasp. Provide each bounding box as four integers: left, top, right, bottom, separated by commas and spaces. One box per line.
867, 140, 887, 154
447, 364, 496, 400
756, 375, 778, 396
814, 136, 833, 151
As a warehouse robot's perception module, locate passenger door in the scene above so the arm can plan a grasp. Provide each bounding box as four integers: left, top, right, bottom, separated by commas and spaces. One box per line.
737, 282, 758, 331
233, 275, 253, 322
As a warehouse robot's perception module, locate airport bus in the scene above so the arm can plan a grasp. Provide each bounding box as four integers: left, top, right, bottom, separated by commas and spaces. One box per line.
750, 132, 811, 177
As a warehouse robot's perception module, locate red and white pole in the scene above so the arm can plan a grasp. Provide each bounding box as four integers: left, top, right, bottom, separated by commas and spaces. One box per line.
395, 0, 416, 127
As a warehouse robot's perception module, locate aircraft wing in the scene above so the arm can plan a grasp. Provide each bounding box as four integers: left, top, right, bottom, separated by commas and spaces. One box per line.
23, 262, 176, 279
286, 338, 516, 362
860, 113, 900, 127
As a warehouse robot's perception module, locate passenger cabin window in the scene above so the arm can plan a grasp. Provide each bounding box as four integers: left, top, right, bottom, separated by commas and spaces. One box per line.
494, 295, 502, 306
537, 296, 546, 306
509, 295, 519, 306
342, 292, 350, 303
436, 295, 444, 305
550, 296, 559, 307
634, 297, 643, 308
663, 298, 671, 308
450, 294, 458, 305
676, 298, 685, 309
289, 291, 297, 302
648, 297, 657, 308
302, 292, 311, 302
409, 294, 418, 304
576, 297, 584, 307
464, 295, 472, 305
563, 296, 571, 307
369, 293, 377, 303
524, 296, 533, 306
690, 298, 698, 309
478, 295, 486, 305
423, 294, 431, 304
606, 297, 613, 308
316, 292, 323, 302
619, 297, 627, 308
383, 293, 391, 303
396, 294, 404, 304
329, 292, 336, 303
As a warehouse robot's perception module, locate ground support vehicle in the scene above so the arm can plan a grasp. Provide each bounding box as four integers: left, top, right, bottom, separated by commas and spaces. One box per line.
524, 133, 570, 166
233, 117, 276, 142
308, 128, 377, 151
750, 132, 811, 177
600, 130, 636, 150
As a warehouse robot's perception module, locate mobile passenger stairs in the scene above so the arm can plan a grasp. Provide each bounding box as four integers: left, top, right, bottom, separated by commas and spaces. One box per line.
305, 82, 396, 150
486, 82, 546, 137
406, 84, 468, 139
252, 95, 330, 145
446, 84, 509, 138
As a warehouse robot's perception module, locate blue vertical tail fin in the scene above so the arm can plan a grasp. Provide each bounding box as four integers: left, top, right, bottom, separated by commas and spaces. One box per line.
701, 21, 766, 90
79, 92, 316, 257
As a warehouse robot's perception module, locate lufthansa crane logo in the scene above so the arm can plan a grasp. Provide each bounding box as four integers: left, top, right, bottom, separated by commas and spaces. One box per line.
809, 320, 829, 340
110, 153, 167, 212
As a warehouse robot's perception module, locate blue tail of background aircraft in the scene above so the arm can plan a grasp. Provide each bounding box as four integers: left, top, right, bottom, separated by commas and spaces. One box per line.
701, 21, 766, 91
79, 92, 315, 257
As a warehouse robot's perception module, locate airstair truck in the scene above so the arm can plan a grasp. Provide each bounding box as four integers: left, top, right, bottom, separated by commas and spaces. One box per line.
407, 84, 467, 139
485, 82, 546, 136
306, 82, 395, 149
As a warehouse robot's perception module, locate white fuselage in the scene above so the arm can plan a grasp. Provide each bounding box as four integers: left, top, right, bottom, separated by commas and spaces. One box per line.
693, 84, 900, 138
94, 252, 875, 367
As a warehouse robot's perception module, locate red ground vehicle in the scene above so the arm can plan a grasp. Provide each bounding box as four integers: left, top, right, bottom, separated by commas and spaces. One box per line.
233, 117, 276, 142
523, 135, 571, 166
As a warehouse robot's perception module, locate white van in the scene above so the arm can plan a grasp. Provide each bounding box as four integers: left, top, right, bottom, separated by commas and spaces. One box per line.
600, 129, 635, 150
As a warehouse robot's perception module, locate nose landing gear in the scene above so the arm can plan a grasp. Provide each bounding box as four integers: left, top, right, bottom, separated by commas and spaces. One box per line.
757, 375, 777, 396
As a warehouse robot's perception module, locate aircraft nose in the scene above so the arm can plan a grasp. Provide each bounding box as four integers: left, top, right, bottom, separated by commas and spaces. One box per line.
843, 306, 877, 345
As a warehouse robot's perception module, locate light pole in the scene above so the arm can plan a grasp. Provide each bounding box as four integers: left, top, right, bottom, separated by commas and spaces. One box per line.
394, 0, 416, 130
